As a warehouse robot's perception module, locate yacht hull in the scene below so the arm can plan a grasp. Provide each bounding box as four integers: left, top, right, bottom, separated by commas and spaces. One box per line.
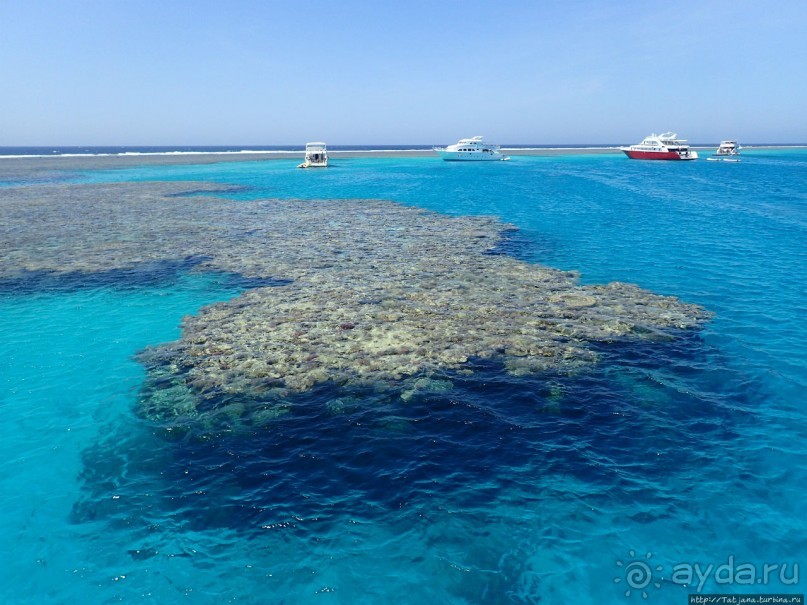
622, 149, 698, 161
298, 160, 328, 168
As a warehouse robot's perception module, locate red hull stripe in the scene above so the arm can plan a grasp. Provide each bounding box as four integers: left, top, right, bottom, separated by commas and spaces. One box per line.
623, 149, 686, 160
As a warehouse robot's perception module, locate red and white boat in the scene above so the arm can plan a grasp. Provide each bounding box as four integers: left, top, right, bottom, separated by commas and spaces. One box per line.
621, 133, 698, 161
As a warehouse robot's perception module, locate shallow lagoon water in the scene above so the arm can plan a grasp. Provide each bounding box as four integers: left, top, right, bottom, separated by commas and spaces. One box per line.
0, 150, 805, 603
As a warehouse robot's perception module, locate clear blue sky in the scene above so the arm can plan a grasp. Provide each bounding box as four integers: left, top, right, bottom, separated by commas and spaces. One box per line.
1, 0, 805, 145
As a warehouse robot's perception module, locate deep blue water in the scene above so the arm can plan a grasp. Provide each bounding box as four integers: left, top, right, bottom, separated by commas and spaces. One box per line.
1, 150, 804, 603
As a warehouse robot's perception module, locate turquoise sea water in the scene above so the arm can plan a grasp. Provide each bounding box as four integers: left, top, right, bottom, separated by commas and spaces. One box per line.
1, 150, 805, 603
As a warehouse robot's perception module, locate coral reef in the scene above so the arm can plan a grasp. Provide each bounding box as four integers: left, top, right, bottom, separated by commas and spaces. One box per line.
0, 182, 710, 432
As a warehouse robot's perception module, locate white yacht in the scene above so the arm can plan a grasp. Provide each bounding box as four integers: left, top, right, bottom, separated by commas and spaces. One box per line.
707, 140, 741, 162
621, 133, 698, 161
298, 142, 328, 168
434, 136, 509, 161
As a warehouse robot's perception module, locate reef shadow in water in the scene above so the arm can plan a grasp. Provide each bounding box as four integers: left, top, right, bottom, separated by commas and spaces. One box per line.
0, 256, 292, 296
72, 332, 750, 539
482, 225, 559, 264
164, 184, 251, 198
0, 256, 210, 295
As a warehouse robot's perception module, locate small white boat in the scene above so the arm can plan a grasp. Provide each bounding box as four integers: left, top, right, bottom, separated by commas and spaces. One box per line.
707, 140, 741, 162
621, 133, 698, 161
433, 136, 509, 161
298, 142, 328, 168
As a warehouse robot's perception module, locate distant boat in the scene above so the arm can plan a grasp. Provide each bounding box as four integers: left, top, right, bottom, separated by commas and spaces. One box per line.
298, 142, 328, 168
707, 140, 741, 162
433, 136, 509, 161
621, 133, 698, 161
